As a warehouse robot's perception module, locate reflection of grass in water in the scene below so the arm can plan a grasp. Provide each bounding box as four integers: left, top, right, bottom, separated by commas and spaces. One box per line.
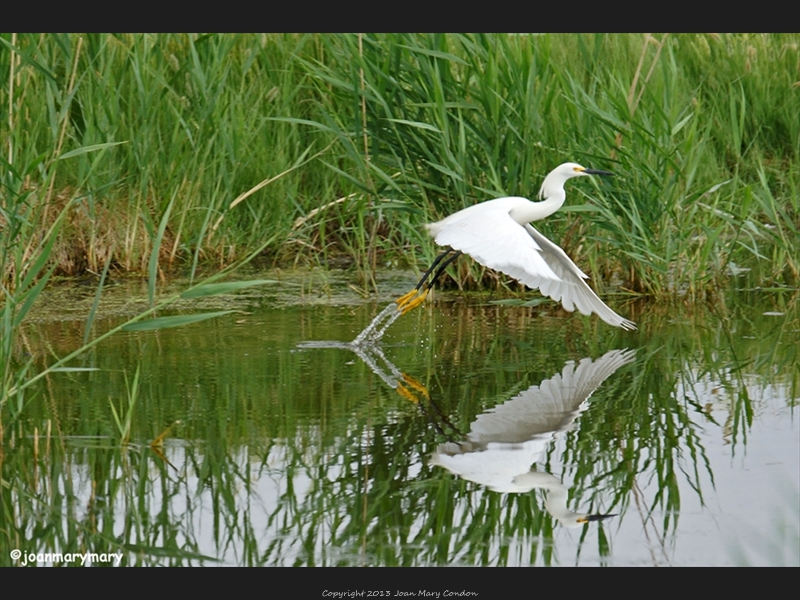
0, 423, 221, 566
109, 363, 139, 445
2, 298, 796, 565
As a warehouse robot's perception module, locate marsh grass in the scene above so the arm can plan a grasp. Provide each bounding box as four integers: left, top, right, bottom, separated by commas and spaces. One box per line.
289, 34, 798, 298
1, 32, 798, 418
109, 363, 140, 445
1, 33, 795, 294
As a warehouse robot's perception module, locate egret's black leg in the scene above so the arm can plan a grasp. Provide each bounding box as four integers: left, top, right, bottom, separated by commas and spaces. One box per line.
413, 248, 457, 291
396, 248, 462, 314
425, 250, 461, 291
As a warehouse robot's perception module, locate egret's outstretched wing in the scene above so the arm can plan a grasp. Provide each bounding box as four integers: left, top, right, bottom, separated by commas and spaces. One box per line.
524, 224, 636, 330
427, 199, 563, 289
427, 200, 636, 330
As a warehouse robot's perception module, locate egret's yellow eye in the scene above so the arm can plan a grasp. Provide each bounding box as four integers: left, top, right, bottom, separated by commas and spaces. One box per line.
573, 167, 584, 172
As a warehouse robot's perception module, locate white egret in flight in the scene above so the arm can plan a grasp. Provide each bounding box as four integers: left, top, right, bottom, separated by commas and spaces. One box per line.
396, 162, 636, 330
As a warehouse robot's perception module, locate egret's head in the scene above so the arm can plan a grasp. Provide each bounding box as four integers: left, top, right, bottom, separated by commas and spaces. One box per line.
538, 162, 613, 200
558, 162, 614, 179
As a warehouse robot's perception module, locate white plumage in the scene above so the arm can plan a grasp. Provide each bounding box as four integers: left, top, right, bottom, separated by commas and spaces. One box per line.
425, 162, 636, 330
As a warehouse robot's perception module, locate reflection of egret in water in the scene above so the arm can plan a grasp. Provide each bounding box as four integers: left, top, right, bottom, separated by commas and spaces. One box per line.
297, 339, 462, 439
430, 349, 635, 526
299, 335, 634, 525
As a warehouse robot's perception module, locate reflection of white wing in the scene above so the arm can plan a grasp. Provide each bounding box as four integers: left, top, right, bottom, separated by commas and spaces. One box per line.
430, 349, 635, 494
448, 348, 635, 446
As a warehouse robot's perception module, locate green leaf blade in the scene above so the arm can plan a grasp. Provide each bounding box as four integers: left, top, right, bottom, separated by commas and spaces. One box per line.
122, 311, 234, 331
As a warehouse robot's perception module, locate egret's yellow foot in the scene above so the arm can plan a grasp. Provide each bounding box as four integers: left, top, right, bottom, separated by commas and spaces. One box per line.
395, 289, 418, 311
401, 374, 429, 400
397, 289, 429, 314
395, 383, 419, 404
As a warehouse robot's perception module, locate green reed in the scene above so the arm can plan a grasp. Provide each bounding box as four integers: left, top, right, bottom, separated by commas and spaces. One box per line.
290, 33, 798, 297
1, 33, 796, 297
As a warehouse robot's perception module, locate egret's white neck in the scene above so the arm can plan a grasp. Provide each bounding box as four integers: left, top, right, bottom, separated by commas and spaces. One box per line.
508, 189, 566, 224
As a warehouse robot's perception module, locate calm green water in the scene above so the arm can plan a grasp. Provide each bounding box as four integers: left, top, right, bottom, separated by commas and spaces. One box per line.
2, 272, 798, 566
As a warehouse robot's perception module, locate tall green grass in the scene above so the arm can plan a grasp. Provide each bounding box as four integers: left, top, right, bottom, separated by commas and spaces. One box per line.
1, 34, 324, 278
2, 34, 797, 415
296, 33, 798, 297
1, 33, 797, 295
0, 32, 277, 418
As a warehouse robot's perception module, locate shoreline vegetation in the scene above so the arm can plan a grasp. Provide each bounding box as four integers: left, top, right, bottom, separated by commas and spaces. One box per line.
1, 33, 798, 408
2, 34, 797, 293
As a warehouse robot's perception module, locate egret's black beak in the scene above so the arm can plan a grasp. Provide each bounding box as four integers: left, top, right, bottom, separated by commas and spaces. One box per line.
584, 168, 614, 177
578, 513, 618, 523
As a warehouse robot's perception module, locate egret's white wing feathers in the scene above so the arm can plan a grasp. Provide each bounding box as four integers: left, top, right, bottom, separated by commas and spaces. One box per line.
422, 162, 636, 330
427, 198, 563, 289
425, 197, 636, 331
524, 224, 636, 330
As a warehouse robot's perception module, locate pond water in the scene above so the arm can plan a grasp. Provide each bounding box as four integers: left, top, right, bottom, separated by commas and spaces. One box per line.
2, 270, 798, 567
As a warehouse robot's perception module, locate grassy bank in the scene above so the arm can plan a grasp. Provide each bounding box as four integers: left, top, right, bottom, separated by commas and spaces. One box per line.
1, 33, 798, 297
0, 35, 800, 297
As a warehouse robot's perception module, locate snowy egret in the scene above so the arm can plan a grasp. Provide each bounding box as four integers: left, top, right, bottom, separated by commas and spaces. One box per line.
396, 162, 636, 330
